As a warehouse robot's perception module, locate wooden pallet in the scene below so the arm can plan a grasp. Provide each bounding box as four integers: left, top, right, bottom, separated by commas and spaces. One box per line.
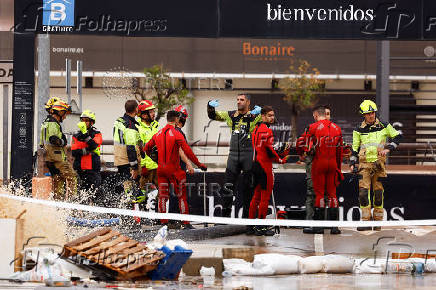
61, 228, 164, 280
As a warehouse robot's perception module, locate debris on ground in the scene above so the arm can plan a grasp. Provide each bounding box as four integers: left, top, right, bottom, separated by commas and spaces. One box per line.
61, 227, 165, 281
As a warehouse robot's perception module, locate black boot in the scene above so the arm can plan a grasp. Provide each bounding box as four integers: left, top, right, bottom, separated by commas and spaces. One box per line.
328, 208, 341, 235
303, 208, 324, 234
254, 226, 275, 236
263, 226, 276, 236
254, 226, 263, 236
181, 223, 195, 230
246, 225, 255, 235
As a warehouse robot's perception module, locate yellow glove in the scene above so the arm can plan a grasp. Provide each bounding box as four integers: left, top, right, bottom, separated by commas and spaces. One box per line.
77, 122, 87, 134
93, 147, 101, 156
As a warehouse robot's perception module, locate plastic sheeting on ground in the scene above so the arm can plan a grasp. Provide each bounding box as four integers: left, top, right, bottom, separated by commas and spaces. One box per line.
9, 247, 91, 282
148, 225, 189, 250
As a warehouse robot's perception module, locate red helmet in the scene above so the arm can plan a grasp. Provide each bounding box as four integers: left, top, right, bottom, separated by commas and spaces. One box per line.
174, 105, 188, 119
138, 100, 155, 112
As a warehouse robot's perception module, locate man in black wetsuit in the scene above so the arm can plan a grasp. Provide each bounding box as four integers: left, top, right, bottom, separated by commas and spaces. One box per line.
207, 94, 262, 218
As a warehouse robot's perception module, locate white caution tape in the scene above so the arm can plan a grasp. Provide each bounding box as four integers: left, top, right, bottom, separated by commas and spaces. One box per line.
2, 193, 436, 227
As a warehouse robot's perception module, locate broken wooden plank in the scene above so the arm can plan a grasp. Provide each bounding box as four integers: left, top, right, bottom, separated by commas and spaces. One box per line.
62, 228, 164, 279
84, 236, 129, 255
120, 244, 147, 256
114, 249, 160, 269
76, 231, 120, 251
124, 255, 163, 272
106, 240, 138, 256
64, 228, 111, 248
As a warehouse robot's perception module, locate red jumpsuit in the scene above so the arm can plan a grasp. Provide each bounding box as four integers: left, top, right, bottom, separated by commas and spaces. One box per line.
307, 119, 344, 208
249, 123, 286, 219
144, 124, 204, 223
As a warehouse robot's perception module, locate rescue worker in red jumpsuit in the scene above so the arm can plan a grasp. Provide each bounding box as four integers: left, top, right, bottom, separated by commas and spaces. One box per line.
248, 106, 289, 236
300, 106, 344, 235
168, 105, 196, 229
144, 110, 207, 228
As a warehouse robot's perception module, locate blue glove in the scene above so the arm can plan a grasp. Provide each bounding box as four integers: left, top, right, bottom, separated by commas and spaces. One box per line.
250, 105, 261, 115
208, 100, 220, 108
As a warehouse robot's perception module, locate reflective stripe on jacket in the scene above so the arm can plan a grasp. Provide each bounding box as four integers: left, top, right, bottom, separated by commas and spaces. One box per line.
40, 115, 67, 162
137, 119, 159, 169
113, 114, 140, 168
207, 105, 261, 153
352, 118, 401, 163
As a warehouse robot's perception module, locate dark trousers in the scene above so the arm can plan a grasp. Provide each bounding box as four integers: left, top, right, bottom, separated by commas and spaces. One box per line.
77, 169, 102, 203
220, 151, 254, 218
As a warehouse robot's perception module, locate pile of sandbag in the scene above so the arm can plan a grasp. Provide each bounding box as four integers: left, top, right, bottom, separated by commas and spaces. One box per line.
223, 254, 354, 276
223, 253, 436, 276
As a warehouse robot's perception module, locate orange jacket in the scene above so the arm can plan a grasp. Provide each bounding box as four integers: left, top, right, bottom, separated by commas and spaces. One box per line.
71, 128, 102, 171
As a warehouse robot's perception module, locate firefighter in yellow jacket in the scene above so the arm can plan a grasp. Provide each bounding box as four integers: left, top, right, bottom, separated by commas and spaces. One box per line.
113, 100, 140, 194
40, 99, 77, 200
350, 100, 402, 231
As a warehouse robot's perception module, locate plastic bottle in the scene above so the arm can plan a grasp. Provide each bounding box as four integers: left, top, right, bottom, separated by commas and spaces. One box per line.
386, 262, 424, 275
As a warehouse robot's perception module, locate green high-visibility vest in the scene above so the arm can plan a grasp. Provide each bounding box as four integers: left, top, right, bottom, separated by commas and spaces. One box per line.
113, 117, 139, 146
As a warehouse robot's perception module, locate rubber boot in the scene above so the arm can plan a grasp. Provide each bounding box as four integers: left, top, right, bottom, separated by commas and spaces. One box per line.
246, 225, 255, 235
357, 207, 372, 231
254, 226, 263, 236
262, 226, 276, 236
373, 208, 384, 231
328, 208, 341, 235
254, 226, 275, 236
303, 208, 324, 234
181, 223, 195, 230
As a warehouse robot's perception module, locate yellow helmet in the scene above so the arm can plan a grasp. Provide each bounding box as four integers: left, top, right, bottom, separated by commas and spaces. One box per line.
359, 100, 378, 114
51, 100, 71, 113
45, 97, 61, 112
80, 110, 96, 122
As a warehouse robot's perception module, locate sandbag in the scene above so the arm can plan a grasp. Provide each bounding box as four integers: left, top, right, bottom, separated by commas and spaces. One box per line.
253, 254, 301, 274
299, 256, 324, 274
223, 259, 274, 276
353, 259, 385, 274
322, 255, 354, 273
